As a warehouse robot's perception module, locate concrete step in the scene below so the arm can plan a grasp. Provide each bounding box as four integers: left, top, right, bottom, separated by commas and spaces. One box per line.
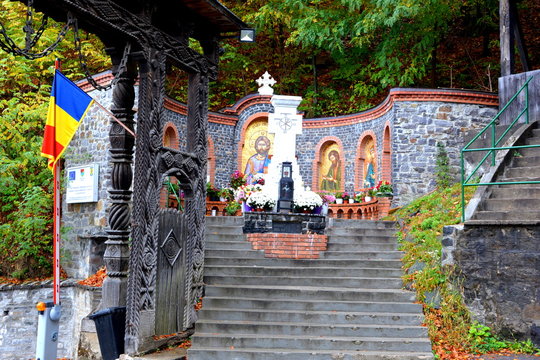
205, 216, 245, 226
203, 265, 403, 278
480, 198, 540, 211
328, 219, 396, 229
205, 257, 403, 269
327, 242, 398, 251
320, 250, 402, 260
197, 308, 423, 326
489, 187, 540, 199
503, 166, 540, 179
326, 228, 397, 237
195, 319, 429, 338
188, 347, 434, 360
519, 146, 540, 156
205, 249, 265, 259
190, 333, 433, 352
201, 297, 423, 314
205, 241, 252, 250
205, 249, 403, 260
327, 235, 398, 244
204, 275, 403, 289
523, 138, 540, 145
511, 155, 540, 167
206, 234, 247, 242
206, 225, 244, 235
204, 285, 416, 303
471, 210, 540, 221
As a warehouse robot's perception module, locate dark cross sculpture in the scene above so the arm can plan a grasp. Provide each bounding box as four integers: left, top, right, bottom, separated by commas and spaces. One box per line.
9, 0, 246, 354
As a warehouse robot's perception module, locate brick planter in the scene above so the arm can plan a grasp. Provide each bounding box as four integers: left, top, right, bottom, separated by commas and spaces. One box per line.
247, 233, 328, 259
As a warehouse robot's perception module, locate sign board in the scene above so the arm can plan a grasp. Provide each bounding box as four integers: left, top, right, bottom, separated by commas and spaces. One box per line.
66, 164, 99, 204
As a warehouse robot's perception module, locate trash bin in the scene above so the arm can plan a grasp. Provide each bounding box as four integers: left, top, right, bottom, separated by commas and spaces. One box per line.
88, 306, 126, 360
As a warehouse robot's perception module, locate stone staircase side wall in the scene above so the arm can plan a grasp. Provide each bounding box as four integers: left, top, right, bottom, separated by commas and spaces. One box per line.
442, 224, 540, 346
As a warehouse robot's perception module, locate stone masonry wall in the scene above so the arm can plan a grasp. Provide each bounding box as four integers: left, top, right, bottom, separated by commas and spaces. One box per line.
392, 102, 496, 204
443, 224, 540, 345
0, 281, 100, 360
61, 76, 498, 288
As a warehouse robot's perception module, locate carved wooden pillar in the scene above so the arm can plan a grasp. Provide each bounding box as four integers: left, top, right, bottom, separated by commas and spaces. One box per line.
183, 71, 209, 327
102, 49, 137, 308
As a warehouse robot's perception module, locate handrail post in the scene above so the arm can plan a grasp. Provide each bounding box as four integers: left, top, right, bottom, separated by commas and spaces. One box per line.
491, 122, 496, 166
525, 83, 529, 124
461, 152, 465, 222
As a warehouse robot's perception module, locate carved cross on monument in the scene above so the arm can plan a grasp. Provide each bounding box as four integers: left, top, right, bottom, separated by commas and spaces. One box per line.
256, 71, 276, 95
266, 95, 304, 199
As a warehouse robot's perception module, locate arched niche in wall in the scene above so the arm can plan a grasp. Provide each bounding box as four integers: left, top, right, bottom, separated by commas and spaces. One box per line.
381, 123, 392, 183
163, 122, 180, 150
237, 114, 273, 184
159, 122, 182, 210
356, 132, 378, 190
312, 137, 345, 193
207, 136, 215, 185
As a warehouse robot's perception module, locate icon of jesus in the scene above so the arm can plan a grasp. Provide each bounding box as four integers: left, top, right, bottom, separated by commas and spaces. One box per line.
244, 135, 271, 184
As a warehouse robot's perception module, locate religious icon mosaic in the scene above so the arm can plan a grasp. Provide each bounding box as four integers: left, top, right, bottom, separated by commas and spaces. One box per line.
363, 138, 376, 188
242, 119, 274, 184
319, 143, 341, 191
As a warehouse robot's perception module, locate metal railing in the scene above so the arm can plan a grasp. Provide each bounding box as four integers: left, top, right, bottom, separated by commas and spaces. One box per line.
461, 76, 539, 221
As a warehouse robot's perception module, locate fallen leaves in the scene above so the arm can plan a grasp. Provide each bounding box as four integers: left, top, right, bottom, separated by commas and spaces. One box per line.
77, 267, 106, 287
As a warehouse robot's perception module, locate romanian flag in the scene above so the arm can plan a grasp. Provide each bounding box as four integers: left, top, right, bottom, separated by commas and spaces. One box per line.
41, 70, 94, 170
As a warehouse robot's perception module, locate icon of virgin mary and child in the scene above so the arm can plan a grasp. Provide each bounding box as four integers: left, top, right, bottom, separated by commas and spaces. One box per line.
244, 135, 271, 184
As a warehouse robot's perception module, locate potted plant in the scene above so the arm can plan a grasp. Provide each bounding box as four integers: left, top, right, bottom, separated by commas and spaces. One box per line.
218, 187, 233, 202
247, 191, 275, 211
335, 192, 343, 204
354, 192, 364, 203
365, 187, 376, 202
224, 201, 241, 216
230, 170, 246, 190
375, 181, 394, 197
293, 190, 323, 213
206, 182, 220, 201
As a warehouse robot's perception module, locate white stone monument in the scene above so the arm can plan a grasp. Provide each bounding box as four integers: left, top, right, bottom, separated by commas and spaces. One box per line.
266, 95, 304, 202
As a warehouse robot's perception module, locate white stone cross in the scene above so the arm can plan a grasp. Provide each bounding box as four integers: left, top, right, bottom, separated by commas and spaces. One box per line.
256, 71, 276, 95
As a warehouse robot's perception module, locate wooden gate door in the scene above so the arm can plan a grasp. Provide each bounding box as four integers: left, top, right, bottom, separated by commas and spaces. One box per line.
156, 209, 187, 334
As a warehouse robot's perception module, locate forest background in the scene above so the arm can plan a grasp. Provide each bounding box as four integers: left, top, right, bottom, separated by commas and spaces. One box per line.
0, 0, 539, 279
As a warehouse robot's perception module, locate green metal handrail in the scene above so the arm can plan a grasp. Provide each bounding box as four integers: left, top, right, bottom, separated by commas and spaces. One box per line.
461, 76, 535, 222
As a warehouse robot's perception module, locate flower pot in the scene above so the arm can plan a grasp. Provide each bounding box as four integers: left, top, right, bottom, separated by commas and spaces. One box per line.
348, 199, 354, 204
335, 198, 343, 204
364, 196, 372, 202
313, 206, 323, 215
219, 197, 227, 202
321, 203, 329, 216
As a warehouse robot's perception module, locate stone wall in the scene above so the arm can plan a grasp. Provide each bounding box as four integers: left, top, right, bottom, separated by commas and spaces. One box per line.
442, 224, 540, 345
0, 281, 100, 359
392, 101, 497, 204
61, 74, 498, 287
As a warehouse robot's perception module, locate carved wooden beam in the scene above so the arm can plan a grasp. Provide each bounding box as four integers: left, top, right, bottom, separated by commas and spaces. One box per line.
30, 0, 218, 78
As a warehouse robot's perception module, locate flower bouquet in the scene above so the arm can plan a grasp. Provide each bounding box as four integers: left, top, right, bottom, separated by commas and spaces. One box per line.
247, 191, 275, 211
234, 183, 263, 203
230, 170, 247, 190
293, 190, 323, 213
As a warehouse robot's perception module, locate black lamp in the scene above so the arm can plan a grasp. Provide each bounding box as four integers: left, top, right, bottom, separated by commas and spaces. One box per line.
277, 162, 294, 213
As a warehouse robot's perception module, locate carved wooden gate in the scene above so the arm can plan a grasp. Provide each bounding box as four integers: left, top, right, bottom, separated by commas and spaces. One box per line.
156, 209, 187, 334
1, 0, 246, 354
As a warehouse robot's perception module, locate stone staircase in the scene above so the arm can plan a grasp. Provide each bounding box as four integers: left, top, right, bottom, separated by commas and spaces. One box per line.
188, 217, 433, 359
470, 122, 540, 222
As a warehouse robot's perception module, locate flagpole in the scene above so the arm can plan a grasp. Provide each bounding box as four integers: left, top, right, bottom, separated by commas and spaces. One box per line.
53, 59, 61, 305
35, 59, 62, 360
92, 98, 136, 138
